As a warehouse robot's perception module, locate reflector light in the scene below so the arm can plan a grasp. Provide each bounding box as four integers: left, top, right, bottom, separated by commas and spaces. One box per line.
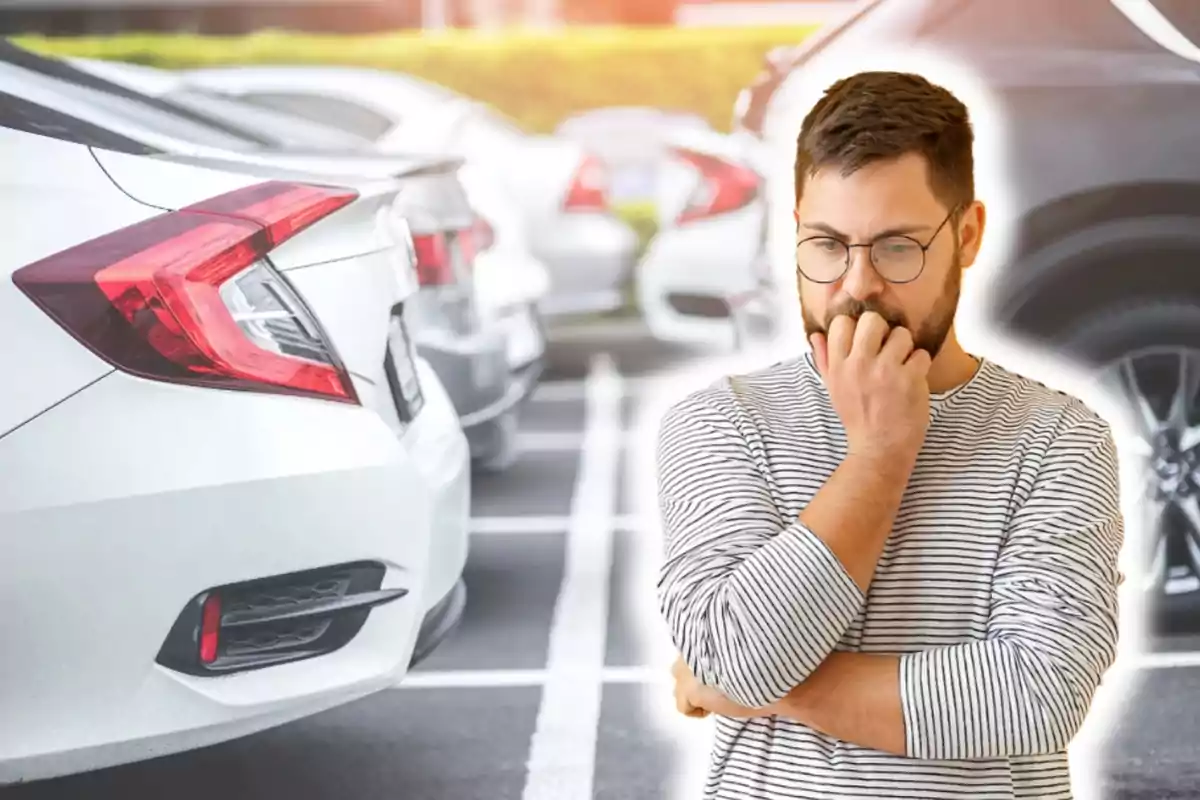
199, 592, 221, 665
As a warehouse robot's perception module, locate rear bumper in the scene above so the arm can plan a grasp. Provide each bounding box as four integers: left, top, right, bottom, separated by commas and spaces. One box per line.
462, 356, 544, 462
0, 372, 434, 785
534, 212, 639, 316
415, 327, 513, 428
408, 578, 469, 669
637, 202, 776, 348
401, 358, 472, 613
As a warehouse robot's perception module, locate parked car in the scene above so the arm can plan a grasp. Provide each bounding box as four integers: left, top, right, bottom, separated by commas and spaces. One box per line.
178, 64, 642, 320
64, 53, 550, 467
737, 0, 1200, 627
0, 99, 469, 783
0, 42, 540, 471
170, 65, 779, 350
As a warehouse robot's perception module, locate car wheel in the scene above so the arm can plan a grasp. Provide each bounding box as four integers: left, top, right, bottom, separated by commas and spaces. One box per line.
1060, 299, 1200, 629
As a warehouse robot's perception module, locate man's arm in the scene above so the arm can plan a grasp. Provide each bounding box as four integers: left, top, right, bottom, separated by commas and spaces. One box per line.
766, 413, 1124, 760
656, 387, 917, 709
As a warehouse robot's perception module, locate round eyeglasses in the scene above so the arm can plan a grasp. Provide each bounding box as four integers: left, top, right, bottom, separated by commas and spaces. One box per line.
795, 207, 959, 285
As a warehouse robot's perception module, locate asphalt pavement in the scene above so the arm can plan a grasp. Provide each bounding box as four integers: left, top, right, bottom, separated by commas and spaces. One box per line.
5, 322, 1200, 800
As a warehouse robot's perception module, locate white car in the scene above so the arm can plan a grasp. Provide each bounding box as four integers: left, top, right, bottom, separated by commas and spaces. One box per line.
0, 99, 469, 783
554, 107, 779, 349
1, 44, 544, 471
172, 66, 778, 349
176, 64, 643, 318
66, 55, 552, 398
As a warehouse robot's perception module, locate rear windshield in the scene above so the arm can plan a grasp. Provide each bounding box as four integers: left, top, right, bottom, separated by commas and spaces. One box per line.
0, 41, 276, 149
0, 91, 157, 155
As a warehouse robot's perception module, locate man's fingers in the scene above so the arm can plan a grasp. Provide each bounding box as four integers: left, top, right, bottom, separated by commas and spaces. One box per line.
880, 325, 915, 363
905, 347, 933, 376
851, 311, 890, 356
826, 314, 855, 364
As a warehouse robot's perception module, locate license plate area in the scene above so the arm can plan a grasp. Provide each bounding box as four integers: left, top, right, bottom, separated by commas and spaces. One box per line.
385, 308, 425, 423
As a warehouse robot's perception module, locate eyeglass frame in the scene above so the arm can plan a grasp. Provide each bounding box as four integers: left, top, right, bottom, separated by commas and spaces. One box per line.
794, 205, 962, 286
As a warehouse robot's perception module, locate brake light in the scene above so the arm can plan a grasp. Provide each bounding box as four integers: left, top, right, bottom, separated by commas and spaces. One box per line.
674, 148, 760, 225
413, 232, 455, 286
12, 181, 360, 404
563, 154, 608, 212
473, 216, 496, 254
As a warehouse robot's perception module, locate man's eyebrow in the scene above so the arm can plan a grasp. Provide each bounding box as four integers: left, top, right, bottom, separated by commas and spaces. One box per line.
799, 220, 934, 239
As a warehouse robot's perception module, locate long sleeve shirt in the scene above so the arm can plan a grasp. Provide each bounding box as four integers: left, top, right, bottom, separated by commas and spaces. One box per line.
656, 353, 1124, 800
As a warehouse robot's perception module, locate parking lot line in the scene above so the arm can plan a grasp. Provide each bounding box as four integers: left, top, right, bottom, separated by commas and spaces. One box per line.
469, 514, 652, 535
399, 666, 668, 689
521, 352, 623, 800
517, 430, 630, 452
532, 375, 662, 403
1128, 650, 1200, 670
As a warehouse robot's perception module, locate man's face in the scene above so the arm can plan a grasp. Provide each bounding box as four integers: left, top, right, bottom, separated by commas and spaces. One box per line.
796, 152, 984, 358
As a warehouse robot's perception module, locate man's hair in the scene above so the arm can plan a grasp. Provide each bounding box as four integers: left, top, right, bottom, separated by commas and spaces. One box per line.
794, 71, 975, 213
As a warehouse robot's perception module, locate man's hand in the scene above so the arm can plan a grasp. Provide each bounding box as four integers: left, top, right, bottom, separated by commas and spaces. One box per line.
671, 656, 770, 720
810, 312, 932, 463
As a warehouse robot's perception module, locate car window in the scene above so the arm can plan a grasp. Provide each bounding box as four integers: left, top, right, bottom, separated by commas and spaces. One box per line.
237, 93, 396, 142
0, 92, 157, 155
1150, 0, 1200, 44
914, 0, 1165, 51
166, 88, 374, 149
0, 41, 276, 148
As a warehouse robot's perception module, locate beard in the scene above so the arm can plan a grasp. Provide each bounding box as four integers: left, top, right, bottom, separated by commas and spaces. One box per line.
801, 249, 963, 359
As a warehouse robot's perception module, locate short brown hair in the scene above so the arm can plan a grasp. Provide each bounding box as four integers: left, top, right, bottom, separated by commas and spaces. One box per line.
794, 71, 975, 213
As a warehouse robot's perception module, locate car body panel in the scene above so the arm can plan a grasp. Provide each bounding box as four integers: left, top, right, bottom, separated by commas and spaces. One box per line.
0, 128, 148, 437
0, 371, 433, 785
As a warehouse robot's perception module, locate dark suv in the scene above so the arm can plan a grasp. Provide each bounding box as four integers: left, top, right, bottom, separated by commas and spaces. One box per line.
735, 0, 1200, 630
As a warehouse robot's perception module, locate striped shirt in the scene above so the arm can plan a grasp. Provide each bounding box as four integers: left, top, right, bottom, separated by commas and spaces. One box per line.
656, 352, 1124, 799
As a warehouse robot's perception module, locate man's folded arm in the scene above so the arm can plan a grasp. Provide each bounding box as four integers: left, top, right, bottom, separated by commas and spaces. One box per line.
655, 392, 866, 710
769, 414, 1125, 760
899, 417, 1124, 759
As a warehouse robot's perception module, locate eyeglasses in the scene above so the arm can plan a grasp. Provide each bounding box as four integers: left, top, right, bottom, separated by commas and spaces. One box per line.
795, 207, 959, 285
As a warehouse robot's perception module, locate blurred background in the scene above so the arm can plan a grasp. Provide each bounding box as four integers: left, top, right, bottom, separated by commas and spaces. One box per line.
3, 1, 1200, 798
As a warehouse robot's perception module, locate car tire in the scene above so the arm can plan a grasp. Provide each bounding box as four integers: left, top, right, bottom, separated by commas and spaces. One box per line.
1055, 297, 1200, 630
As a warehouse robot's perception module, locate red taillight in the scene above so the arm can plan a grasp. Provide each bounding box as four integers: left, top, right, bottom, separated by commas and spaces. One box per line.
472, 216, 496, 255
413, 232, 455, 286
12, 181, 360, 404
674, 148, 761, 225
563, 154, 608, 212
199, 592, 221, 665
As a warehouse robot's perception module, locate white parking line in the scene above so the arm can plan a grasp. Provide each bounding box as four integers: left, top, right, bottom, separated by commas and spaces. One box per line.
517, 430, 630, 453
531, 375, 662, 403
521, 353, 624, 800
399, 666, 667, 690
1129, 650, 1200, 670
469, 515, 652, 536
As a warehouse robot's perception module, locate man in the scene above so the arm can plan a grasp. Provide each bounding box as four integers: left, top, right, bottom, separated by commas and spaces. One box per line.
656, 70, 1124, 799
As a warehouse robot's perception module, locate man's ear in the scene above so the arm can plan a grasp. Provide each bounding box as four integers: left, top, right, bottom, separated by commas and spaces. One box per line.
956, 201, 987, 271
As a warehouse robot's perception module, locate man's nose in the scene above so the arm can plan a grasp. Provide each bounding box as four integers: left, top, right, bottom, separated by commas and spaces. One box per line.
840, 247, 886, 301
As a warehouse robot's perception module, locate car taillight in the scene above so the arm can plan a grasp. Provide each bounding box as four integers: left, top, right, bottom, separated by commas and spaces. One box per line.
674, 148, 761, 225
12, 181, 360, 404
413, 232, 455, 286
563, 153, 608, 212
471, 215, 496, 256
